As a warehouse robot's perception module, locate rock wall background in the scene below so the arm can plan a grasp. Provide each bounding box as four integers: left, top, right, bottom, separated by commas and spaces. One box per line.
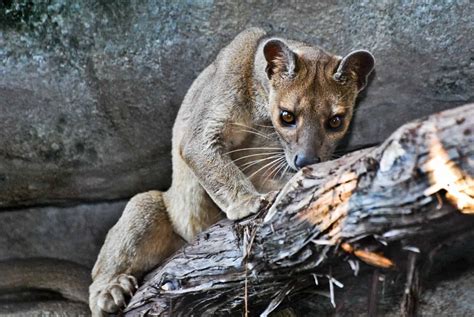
0, 0, 473, 314
1, 0, 472, 208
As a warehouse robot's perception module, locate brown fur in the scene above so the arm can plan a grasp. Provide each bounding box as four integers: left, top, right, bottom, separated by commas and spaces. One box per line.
89, 28, 374, 316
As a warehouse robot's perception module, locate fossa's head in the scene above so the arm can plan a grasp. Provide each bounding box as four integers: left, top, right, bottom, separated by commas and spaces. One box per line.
262, 39, 374, 170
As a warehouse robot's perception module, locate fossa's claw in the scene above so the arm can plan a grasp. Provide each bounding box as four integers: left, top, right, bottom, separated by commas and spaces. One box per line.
96, 274, 138, 315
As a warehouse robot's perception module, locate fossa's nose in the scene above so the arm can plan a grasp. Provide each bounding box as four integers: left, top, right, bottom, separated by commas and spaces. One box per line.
294, 154, 321, 169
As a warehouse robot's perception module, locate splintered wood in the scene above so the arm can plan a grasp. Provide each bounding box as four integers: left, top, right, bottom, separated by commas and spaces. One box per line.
125, 104, 474, 316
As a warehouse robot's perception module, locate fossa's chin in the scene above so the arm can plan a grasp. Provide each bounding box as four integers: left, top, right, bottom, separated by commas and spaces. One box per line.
286, 160, 298, 172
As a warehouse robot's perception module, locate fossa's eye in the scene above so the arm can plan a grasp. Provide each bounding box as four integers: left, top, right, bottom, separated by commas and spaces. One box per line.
327, 115, 343, 130
280, 110, 296, 126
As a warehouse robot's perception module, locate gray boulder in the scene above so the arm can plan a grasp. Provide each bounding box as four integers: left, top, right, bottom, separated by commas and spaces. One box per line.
0, 200, 125, 268
1, 0, 472, 207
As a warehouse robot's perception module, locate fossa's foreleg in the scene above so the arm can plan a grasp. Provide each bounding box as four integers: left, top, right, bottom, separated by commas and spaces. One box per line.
89, 191, 184, 316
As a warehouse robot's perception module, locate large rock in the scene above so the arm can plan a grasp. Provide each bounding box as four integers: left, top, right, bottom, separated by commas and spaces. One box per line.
0, 201, 124, 314
0, 200, 125, 268
1, 0, 472, 207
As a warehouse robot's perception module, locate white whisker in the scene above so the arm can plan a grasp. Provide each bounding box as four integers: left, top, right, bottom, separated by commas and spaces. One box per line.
236, 128, 272, 140
225, 152, 283, 169
279, 164, 291, 180
247, 156, 285, 180
229, 122, 261, 132
240, 154, 283, 172
273, 160, 288, 178
224, 147, 283, 155
261, 156, 285, 178
262, 158, 287, 185
232, 151, 285, 163
254, 123, 275, 129
259, 157, 286, 184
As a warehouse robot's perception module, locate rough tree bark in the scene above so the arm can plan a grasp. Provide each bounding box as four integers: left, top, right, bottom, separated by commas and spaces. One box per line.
125, 104, 474, 316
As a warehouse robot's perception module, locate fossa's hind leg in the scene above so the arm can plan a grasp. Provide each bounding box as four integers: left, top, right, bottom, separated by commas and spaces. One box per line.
89, 190, 185, 316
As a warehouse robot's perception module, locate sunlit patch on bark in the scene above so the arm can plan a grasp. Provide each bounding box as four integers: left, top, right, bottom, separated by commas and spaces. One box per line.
425, 135, 474, 213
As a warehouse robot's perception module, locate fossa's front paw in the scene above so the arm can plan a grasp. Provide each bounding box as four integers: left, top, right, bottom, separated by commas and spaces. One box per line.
225, 192, 276, 220
93, 274, 138, 316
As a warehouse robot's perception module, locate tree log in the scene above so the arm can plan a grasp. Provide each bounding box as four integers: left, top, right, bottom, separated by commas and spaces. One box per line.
125, 104, 474, 316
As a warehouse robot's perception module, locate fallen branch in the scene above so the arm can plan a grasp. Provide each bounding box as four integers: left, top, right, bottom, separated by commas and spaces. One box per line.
125, 104, 474, 316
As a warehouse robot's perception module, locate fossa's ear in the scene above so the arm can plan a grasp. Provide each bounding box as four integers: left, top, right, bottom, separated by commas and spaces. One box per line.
263, 39, 298, 80
333, 50, 375, 91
